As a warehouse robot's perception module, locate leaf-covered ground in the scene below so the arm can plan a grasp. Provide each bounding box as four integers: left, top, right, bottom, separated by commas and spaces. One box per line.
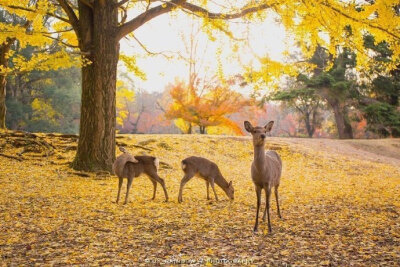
0, 133, 399, 265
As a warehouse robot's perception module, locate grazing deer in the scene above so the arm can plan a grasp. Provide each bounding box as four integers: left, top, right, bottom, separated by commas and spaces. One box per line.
113, 147, 169, 204
244, 121, 282, 233
178, 156, 234, 203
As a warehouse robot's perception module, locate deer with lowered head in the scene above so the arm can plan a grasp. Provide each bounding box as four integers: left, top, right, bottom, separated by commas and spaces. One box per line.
113, 147, 169, 204
178, 156, 234, 203
244, 120, 282, 233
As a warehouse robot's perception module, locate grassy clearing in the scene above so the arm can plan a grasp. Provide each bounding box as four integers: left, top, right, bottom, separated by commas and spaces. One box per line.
0, 134, 399, 265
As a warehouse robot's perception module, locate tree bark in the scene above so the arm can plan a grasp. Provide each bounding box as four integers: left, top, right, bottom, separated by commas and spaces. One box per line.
0, 38, 15, 129
71, 1, 119, 172
328, 99, 353, 139
304, 112, 314, 138
0, 51, 7, 129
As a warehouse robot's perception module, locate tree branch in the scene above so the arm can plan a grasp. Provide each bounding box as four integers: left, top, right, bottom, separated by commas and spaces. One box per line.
180, 2, 271, 20
57, 0, 80, 36
43, 34, 79, 48
321, 1, 400, 40
117, 0, 271, 40
129, 34, 176, 58
117, 0, 185, 40
115, 0, 130, 7
6, 5, 71, 24
40, 28, 74, 34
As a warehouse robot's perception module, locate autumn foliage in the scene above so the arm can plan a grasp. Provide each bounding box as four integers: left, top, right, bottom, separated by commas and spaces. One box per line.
165, 79, 249, 135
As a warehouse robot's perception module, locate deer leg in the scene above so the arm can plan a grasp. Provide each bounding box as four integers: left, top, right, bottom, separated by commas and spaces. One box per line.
275, 186, 282, 218
178, 172, 194, 203
116, 177, 123, 203
124, 177, 134, 205
148, 173, 169, 202
210, 178, 219, 201
206, 181, 210, 200
263, 185, 272, 233
151, 179, 157, 200
254, 185, 262, 232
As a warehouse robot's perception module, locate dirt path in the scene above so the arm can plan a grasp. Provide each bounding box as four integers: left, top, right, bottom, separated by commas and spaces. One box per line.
276, 137, 400, 166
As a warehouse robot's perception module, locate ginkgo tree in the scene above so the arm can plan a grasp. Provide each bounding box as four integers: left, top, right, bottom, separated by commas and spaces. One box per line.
0, 7, 78, 129
1, 0, 399, 171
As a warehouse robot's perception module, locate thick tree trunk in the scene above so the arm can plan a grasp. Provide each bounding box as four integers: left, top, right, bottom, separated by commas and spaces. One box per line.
72, 2, 119, 172
329, 99, 353, 139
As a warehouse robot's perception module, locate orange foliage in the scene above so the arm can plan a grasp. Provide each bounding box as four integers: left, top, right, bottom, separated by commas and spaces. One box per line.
165, 79, 249, 135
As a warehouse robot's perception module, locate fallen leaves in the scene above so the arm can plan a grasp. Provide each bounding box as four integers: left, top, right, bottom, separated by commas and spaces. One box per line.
0, 134, 399, 265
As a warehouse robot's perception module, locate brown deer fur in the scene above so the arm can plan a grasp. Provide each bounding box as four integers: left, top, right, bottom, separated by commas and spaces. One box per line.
244, 121, 282, 233
113, 147, 168, 204
178, 156, 234, 203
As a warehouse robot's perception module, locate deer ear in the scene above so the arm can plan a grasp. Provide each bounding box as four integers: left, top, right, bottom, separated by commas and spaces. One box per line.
264, 121, 274, 132
244, 121, 253, 132
228, 181, 232, 187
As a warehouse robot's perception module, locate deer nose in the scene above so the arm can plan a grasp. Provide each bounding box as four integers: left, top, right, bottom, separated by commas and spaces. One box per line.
260, 134, 266, 139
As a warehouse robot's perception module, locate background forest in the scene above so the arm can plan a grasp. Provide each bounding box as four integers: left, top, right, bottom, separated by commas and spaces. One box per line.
4, 42, 400, 138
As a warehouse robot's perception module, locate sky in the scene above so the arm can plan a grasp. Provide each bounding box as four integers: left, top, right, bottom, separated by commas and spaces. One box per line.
120, 8, 289, 93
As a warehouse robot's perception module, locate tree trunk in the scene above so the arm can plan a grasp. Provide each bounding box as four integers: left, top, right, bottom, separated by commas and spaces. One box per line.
0, 65, 6, 130
199, 126, 206, 134
329, 99, 353, 139
72, 2, 119, 172
304, 113, 314, 138
0, 39, 14, 129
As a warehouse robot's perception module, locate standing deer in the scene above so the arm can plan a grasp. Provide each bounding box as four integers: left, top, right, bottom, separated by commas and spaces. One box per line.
178, 156, 234, 203
113, 147, 169, 204
244, 121, 282, 233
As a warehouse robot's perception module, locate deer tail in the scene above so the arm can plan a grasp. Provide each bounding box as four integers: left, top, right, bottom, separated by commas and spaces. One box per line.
181, 160, 187, 171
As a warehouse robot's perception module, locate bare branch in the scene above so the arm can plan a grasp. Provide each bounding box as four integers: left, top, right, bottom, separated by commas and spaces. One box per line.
6, 5, 71, 24
129, 34, 176, 58
180, 2, 271, 20
115, 0, 130, 7
117, 0, 185, 40
43, 34, 79, 48
41, 28, 74, 34
156, 101, 166, 113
